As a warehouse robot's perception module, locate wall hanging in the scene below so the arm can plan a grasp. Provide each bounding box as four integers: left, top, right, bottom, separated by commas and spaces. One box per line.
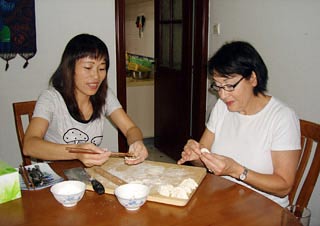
0, 0, 37, 71
136, 15, 145, 38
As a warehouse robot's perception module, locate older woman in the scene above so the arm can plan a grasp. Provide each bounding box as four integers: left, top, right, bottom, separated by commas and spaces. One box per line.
178, 41, 301, 207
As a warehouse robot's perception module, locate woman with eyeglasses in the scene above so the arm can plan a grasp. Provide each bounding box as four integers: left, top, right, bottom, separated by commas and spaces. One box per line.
178, 41, 301, 207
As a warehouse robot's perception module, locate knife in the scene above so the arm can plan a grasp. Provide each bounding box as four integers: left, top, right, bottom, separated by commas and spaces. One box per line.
64, 167, 105, 195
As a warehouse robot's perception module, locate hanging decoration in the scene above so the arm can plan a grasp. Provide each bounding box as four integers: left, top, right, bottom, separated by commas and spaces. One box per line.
135, 15, 145, 38
0, 0, 37, 71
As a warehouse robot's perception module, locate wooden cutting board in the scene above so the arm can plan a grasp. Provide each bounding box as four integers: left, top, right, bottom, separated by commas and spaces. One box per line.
86, 157, 207, 206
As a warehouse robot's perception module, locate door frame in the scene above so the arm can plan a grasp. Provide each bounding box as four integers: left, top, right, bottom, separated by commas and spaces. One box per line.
115, 0, 127, 152
114, 0, 208, 151
192, 0, 209, 140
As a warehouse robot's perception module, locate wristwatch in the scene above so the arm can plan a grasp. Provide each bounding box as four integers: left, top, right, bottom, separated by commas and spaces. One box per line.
239, 167, 248, 181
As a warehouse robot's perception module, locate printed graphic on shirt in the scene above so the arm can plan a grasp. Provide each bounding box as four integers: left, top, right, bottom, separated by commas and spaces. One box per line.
91, 136, 103, 146
63, 128, 89, 144
62, 128, 103, 146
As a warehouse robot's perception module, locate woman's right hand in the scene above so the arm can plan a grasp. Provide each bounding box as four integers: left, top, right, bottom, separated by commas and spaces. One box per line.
177, 139, 201, 165
71, 143, 112, 167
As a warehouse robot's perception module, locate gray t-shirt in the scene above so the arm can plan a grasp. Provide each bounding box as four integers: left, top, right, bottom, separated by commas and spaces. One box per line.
33, 87, 122, 146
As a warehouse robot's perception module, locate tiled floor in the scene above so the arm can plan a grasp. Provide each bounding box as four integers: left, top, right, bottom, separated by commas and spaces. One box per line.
144, 138, 176, 163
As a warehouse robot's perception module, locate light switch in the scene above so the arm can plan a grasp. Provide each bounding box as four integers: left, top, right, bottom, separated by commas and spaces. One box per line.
213, 23, 221, 35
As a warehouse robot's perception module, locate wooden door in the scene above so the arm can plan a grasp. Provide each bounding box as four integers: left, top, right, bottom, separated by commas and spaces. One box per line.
115, 0, 208, 159
154, 0, 192, 160
154, 0, 208, 160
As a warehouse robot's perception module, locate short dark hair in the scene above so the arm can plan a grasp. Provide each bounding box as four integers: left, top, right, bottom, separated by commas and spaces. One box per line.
208, 41, 268, 95
50, 34, 109, 121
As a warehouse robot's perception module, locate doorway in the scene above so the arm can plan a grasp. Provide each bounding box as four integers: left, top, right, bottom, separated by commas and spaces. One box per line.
115, 0, 209, 160
125, 0, 155, 141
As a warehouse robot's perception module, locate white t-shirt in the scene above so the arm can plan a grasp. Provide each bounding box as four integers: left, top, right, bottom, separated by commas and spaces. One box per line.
33, 87, 122, 146
206, 97, 301, 207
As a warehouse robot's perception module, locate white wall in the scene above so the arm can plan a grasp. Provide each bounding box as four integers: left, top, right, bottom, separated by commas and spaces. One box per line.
127, 84, 154, 138
208, 1, 320, 225
125, 0, 155, 138
125, 0, 154, 57
0, 0, 118, 167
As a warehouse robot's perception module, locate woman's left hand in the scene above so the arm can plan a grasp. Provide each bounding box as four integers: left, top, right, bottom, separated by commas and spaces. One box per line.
125, 140, 148, 165
200, 152, 241, 177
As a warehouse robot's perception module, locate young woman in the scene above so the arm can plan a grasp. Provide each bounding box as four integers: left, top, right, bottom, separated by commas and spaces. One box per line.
24, 34, 148, 167
178, 41, 301, 207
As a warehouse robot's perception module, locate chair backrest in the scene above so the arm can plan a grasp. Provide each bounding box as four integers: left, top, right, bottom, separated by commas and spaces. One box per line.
12, 100, 36, 166
288, 119, 320, 209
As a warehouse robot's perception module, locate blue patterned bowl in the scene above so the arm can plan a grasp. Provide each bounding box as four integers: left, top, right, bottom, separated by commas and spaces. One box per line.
114, 183, 150, 211
50, 180, 85, 207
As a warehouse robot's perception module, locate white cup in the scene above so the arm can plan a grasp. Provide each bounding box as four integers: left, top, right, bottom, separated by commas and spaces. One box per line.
281, 205, 311, 226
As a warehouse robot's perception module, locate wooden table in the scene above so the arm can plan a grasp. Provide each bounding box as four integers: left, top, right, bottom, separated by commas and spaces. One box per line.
0, 160, 301, 226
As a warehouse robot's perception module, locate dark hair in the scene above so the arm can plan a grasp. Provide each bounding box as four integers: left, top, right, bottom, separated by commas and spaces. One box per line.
49, 34, 110, 121
208, 41, 268, 95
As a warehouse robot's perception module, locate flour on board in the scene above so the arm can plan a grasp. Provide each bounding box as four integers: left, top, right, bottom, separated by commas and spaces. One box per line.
102, 160, 201, 200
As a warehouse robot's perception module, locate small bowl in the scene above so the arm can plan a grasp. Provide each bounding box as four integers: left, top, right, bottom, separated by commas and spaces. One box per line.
50, 180, 86, 207
114, 183, 150, 211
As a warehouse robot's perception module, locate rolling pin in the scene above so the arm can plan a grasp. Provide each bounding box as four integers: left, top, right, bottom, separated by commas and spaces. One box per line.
92, 166, 127, 186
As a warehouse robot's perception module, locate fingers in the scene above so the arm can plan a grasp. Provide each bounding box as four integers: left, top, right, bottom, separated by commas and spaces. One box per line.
177, 158, 184, 165
81, 140, 149, 166
199, 152, 221, 174
77, 150, 111, 166
126, 141, 148, 165
177, 151, 195, 165
177, 156, 190, 165
200, 153, 232, 176
178, 139, 202, 165
125, 156, 144, 165
185, 139, 201, 154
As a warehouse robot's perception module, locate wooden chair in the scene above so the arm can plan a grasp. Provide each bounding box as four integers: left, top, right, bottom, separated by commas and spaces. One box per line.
13, 100, 37, 166
288, 119, 320, 209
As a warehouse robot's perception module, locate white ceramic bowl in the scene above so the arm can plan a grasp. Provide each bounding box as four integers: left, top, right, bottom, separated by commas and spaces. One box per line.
114, 183, 150, 211
50, 180, 86, 207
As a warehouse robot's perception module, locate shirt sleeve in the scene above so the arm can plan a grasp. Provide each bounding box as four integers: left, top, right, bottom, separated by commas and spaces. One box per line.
32, 89, 55, 122
271, 106, 301, 151
105, 88, 122, 116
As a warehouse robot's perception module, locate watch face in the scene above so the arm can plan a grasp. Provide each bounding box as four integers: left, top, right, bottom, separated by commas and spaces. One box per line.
240, 168, 248, 180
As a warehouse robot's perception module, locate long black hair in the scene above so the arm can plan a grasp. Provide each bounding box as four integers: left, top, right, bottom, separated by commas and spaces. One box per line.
49, 34, 110, 121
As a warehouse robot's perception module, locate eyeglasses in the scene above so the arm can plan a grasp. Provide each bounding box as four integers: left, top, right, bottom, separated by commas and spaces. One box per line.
210, 77, 244, 92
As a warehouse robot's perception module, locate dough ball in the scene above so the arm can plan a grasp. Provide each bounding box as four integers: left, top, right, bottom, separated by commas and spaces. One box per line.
179, 178, 198, 191
158, 184, 174, 197
200, 148, 210, 154
158, 178, 198, 199
171, 187, 189, 199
